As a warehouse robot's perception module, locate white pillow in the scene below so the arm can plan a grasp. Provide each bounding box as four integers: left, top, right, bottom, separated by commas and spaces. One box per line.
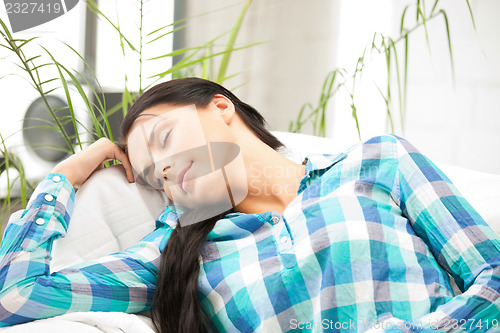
50, 166, 168, 270
47, 132, 500, 269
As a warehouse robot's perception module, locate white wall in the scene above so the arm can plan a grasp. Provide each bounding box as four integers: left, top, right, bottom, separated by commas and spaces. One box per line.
330, 0, 500, 174
2, 0, 498, 177
403, 0, 500, 174
180, 0, 500, 175
329, 0, 396, 149
179, 0, 340, 133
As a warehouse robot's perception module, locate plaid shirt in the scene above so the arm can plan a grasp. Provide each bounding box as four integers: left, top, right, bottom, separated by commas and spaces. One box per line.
1, 134, 500, 332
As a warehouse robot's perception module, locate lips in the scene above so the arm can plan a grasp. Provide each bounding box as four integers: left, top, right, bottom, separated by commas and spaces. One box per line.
177, 161, 193, 192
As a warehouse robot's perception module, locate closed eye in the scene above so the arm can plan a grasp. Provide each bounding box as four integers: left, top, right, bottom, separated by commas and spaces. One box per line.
159, 129, 171, 148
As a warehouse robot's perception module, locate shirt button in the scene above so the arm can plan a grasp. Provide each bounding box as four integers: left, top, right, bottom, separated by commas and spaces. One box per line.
271, 216, 280, 225
280, 236, 288, 244
44, 194, 54, 202
52, 175, 61, 183
35, 218, 45, 225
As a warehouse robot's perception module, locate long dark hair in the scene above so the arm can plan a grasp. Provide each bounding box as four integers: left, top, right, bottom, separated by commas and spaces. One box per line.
121, 77, 284, 333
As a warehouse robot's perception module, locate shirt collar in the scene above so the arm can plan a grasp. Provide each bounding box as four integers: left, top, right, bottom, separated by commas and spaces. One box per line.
156, 205, 179, 228
156, 151, 349, 225
297, 152, 348, 192
303, 151, 348, 174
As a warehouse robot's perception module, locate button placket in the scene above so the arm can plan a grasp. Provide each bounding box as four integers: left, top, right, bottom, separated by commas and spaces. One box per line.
271, 213, 284, 246
270, 212, 297, 268
271, 212, 293, 252
278, 229, 293, 251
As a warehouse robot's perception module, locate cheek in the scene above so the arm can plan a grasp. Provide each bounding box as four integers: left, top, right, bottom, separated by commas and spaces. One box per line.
199, 115, 234, 143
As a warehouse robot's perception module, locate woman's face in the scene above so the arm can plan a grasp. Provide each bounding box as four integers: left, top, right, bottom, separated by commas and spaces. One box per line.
126, 99, 247, 214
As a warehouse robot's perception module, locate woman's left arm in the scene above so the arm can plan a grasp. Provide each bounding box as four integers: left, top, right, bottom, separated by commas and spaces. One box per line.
374, 135, 500, 332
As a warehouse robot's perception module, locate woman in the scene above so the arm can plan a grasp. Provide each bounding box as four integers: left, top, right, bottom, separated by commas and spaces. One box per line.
1, 78, 500, 332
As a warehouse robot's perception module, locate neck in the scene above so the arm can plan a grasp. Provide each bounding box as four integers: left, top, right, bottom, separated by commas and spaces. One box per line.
233, 136, 306, 215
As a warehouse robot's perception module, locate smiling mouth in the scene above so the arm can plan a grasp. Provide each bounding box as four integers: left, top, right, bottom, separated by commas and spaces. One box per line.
177, 161, 193, 192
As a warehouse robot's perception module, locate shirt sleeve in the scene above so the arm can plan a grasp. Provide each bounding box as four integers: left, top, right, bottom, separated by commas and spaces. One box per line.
0, 173, 172, 327
372, 135, 500, 332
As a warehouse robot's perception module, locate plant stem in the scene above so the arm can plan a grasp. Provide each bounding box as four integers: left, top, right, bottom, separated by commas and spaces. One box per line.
139, 0, 144, 94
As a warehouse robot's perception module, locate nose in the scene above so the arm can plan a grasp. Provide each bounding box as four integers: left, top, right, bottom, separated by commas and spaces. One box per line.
155, 159, 174, 180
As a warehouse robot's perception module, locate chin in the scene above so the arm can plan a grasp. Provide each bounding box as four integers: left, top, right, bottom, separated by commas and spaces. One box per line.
169, 168, 246, 212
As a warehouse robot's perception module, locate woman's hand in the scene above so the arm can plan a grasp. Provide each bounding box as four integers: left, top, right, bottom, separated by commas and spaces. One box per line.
52, 138, 135, 188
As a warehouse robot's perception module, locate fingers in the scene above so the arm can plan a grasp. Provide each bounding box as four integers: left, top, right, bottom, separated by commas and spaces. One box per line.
96, 138, 135, 183
110, 144, 135, 183
52, 138, 135, 187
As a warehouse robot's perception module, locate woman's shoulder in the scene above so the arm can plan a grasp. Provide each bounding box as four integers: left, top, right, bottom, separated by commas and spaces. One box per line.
303, 134, 402, 172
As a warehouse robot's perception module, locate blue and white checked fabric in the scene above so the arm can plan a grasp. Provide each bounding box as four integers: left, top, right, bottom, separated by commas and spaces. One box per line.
1, 135, 500, 332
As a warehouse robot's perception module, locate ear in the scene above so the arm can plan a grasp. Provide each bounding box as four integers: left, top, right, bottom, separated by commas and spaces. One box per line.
212, 94, 235, 124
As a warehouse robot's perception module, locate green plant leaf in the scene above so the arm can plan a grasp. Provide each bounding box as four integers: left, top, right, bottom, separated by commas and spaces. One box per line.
147, 25, 185, 45
351, 103, 361, 140
151, 42, 264, 80
375, 84, 394, 133
42, 46, 86, 148
148, 45, 211, 61
465, 0, 476, 30
39, 78, 58, 86
216, 0, 253, 83
85, 0, 137, 52
400, 5, 410, 34
16, 36, 38, 49
24, 55, 42, 64
439, 9, 455, 84
417, 6, 431, 53
402, 34, 409, 135
431, 0, 440, 15
146, 1, 244, 38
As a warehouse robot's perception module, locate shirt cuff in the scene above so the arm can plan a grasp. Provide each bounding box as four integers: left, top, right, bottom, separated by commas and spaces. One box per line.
25, 173, 75, 230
